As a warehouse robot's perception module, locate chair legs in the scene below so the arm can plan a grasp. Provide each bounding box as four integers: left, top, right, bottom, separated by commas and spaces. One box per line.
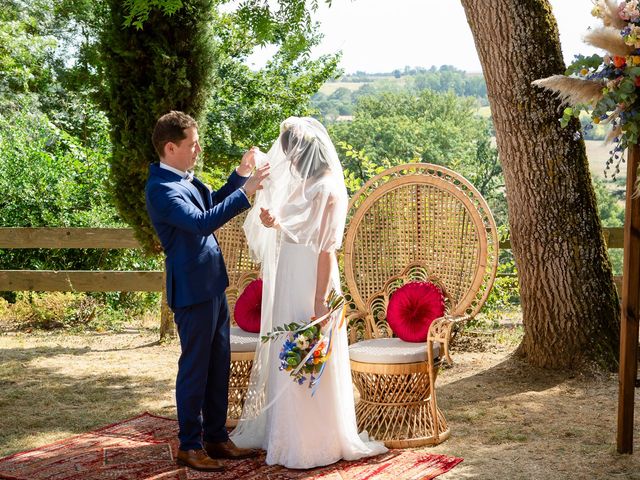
350, 362, 450, 448
226, 352, 254, 427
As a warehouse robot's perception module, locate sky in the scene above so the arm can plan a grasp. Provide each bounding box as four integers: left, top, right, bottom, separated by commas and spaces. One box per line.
246, 0, 600, 74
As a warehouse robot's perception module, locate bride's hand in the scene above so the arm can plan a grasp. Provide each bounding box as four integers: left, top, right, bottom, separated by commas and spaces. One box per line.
314, 298, 330, 327
259, 208, 278, 228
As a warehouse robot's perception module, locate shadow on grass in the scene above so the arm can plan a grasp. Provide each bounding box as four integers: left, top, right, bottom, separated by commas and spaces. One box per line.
0, 345, 92, 362
0, 338, 166, 361
438, 354, 571, 405
436, 353, 603, 450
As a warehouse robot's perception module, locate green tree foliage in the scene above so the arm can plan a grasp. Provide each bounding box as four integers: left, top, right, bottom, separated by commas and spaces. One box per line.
329, 90, 504, 217
0, 0, 107, 142
0, 99, 113, 228
201, 5, 339, 183
593, 177, 625, 274
335, 142, 386, 194
0, 1, 56, 102
0, 96, 160, 279
46, 0, 109, 139
101, 0, 216, 253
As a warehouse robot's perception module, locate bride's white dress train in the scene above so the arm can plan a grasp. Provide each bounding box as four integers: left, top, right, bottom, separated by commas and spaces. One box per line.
262, 241, 387, 468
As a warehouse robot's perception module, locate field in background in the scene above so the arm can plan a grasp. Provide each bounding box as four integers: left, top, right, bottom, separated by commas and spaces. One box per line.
318, 75, 414, 95
319, 82, 366, 95
585, 140, 616, 179
476, 106, 491, 118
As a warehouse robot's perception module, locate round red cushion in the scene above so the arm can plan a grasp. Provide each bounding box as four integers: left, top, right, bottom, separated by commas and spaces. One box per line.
234, 279, 263, 333
386, 281, 445, 343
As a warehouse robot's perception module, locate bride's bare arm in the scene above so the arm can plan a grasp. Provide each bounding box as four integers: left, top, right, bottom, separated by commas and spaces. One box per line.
315, 192, 338, 321
314, 251, 333, 320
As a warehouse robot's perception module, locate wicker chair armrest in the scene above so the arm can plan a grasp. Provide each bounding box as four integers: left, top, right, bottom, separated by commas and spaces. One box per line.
346, 310, 369, 322
346, 310, 372, 343
427, 314, 470, 365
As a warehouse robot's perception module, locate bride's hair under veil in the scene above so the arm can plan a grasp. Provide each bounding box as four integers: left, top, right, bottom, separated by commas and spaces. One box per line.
280, 125, 331, 181
229, 117, 348, 448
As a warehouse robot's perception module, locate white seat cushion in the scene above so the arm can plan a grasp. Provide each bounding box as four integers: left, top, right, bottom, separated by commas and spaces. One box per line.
349, 337, 440, 364
230, 326, 259, 352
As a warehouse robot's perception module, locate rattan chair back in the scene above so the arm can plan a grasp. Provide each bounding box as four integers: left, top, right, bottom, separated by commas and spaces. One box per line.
344, 163, 498, 330
215, 208, 260, 321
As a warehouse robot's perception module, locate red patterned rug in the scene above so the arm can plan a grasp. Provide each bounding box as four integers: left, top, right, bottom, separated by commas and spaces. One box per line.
0, 413, 462, 480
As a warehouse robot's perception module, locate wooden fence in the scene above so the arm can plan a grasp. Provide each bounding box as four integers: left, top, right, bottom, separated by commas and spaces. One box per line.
0, 226, 625, 293
0, 225, 627, 335
0, 228, 163, 292
0, 228, 172, 338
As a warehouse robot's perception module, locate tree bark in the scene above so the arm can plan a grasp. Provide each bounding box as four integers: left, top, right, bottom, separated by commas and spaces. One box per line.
461, 0, 620, 368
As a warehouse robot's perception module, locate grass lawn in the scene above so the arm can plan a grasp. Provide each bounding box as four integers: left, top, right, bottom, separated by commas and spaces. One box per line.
0, 315, 638, 479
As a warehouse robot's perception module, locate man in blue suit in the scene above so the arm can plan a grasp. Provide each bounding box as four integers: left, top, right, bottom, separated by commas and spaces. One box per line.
145, 111, 269, 472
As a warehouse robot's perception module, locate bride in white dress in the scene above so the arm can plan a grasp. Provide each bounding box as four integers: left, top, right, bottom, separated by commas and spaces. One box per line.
230, 117, 387, 469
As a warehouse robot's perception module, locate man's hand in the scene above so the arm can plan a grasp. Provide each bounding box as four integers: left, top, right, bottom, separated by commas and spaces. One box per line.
243, 164, 270, 196
259, 208, 278, 228
237, 147, 260, 177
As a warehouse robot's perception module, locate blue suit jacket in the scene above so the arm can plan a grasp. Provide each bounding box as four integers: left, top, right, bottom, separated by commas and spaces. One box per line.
145, 163, 250, 309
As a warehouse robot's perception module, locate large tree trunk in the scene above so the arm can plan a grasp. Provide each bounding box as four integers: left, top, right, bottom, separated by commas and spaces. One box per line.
461, 0, 620, 368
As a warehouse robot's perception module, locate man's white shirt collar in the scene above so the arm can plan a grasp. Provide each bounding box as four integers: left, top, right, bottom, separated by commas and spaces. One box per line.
159, 162, 191, 180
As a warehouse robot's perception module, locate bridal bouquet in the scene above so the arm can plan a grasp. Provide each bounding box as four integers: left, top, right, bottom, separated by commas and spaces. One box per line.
261, 290, 345, 389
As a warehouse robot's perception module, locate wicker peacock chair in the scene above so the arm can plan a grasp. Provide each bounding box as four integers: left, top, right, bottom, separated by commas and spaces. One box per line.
343, 163, 499, 448
215, 208, 260, 427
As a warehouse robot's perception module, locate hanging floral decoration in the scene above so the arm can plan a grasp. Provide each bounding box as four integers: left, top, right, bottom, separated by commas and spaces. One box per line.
533, 0, 640, 178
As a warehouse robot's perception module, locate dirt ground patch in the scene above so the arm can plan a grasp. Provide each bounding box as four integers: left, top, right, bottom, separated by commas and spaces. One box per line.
0, 328, 638, 479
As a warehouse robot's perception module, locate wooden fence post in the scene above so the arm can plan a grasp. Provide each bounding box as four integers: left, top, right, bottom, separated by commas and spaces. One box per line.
617, 143, 640, 454
159, 268, 175, 340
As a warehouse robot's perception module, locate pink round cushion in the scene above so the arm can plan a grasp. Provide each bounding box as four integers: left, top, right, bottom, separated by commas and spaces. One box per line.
386, 281, 446, 343
234, 279, 263, 333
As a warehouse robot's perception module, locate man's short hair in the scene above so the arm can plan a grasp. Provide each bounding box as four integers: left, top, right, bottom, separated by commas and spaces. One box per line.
152, 111, 198, 158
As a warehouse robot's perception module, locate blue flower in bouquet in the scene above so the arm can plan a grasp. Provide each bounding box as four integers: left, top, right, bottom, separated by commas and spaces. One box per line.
279, 338, 296, 362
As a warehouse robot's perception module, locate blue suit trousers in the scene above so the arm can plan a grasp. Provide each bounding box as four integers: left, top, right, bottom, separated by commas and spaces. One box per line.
173, 292, 230, 450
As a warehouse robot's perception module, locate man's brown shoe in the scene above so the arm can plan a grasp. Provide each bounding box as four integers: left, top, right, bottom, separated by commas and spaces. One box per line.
204, 439, 259, 460
176, 449, 225, 472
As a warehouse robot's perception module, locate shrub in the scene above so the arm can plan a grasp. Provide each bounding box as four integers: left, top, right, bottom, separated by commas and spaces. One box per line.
0, 291, 160, 331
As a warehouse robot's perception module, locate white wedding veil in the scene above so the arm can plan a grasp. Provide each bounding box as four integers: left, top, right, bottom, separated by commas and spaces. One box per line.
230, 117, 348, 447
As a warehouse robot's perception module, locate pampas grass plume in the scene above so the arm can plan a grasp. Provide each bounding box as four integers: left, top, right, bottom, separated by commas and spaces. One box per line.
584, 27, 635, 57
600, 0, 627, 30
532, 75, 604, 106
